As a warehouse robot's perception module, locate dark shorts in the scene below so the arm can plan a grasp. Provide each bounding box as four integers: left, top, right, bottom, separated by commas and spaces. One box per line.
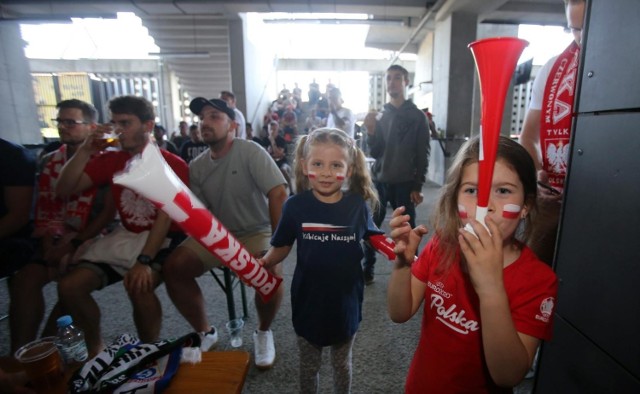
76, 232, 186, 289
0, 237, 38, 278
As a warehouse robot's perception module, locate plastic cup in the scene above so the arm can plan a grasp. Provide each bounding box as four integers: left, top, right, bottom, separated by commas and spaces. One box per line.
93, 124, 119, 150
226, 318, 244, 348
14, 337, 64, 391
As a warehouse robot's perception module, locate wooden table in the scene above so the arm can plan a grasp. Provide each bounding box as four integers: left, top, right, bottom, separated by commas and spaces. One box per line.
1, 351, 250, 394
165, 351, 249, 393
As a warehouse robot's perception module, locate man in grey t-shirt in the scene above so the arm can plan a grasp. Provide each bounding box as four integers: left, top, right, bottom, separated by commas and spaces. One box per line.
163, 98, 287, 369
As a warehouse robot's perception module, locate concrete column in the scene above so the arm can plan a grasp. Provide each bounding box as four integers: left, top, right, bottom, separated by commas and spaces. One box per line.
157, 60, 176, 132
433, 12, 478, 141
431, 12, 478, 182
237, 14, 280, 129
228, 19, 247, 116
0, 22, 40, 144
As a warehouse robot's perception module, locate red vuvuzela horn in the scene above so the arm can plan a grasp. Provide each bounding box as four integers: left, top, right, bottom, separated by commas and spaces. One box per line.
468, 37, 528, 227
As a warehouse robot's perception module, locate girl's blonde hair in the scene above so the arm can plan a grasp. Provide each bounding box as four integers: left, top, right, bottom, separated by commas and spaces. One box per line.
294, 127, 379, 210
432, 136, 538, 272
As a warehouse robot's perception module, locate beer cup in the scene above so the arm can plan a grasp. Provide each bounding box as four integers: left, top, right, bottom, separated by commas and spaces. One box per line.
14, 337, 64, 391
93, 124, 119, 150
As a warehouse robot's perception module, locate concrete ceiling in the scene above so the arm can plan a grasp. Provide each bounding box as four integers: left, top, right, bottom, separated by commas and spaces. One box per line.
1, 0, 566, 98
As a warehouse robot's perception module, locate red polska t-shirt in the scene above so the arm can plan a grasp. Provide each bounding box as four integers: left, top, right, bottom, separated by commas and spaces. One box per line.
85, 149, 189, 233
406, 237, 557, 393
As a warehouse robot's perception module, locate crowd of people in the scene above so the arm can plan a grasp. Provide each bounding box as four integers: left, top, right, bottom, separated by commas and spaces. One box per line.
0, 2, 591, 381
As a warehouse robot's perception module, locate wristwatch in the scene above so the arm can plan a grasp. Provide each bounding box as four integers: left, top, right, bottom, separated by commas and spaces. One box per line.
136, 254, 153, 266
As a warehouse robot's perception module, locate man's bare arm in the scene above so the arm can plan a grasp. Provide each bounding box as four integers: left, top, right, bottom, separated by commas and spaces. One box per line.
266, 184, 288, 232
519, 109, 543, 171
55, 148, 95, 197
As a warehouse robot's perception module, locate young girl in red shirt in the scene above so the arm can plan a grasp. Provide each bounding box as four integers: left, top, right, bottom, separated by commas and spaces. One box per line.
387, 136, 557, 393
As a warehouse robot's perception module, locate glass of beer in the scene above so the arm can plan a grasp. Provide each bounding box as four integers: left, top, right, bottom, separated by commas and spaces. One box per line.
93, 123, 120, 150
14, 337, 64, 391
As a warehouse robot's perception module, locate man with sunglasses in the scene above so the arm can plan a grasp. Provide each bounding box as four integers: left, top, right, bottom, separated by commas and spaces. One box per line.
55, 95, 189, 356
9, 99, 118, 353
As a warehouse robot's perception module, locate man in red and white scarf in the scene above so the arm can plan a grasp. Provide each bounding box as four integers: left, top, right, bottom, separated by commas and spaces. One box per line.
9, 99, 117, 353
519, 0, 586, 264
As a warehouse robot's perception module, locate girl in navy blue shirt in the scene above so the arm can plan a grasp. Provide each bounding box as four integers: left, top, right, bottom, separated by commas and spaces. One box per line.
260, 128, 381, 393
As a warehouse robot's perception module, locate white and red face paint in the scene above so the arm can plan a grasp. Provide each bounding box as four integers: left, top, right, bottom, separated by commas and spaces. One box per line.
307, 170, 346, 181
502, 204, 522, 219
458, 204, 468, 219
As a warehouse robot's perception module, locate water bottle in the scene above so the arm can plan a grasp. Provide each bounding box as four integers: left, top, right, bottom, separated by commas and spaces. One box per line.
55, 315, 89, 366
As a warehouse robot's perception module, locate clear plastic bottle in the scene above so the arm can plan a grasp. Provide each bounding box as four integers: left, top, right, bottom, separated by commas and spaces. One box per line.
55, 315, 89, 366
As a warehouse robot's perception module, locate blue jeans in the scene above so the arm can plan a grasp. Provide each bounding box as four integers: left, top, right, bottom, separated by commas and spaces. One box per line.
363, 181, 417, 269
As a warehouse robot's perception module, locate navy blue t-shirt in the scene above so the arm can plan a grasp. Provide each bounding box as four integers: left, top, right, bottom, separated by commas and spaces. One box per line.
271, 190, 382, 346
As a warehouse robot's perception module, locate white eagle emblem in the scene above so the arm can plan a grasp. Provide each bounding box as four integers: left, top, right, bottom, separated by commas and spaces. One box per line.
546, 141, 570, 175
120, 189, 156, 227
540, 297, 555, 318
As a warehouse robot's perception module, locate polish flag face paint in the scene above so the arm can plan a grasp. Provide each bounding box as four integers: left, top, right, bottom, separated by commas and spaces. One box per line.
502, 204, 521, 219
458, 204, 468, 219
308, 171, 345, 181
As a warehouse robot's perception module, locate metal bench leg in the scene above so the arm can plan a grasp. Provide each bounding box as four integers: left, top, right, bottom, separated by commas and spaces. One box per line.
240, 280, 248, 319
211, 267, 248, 321
222, 267, 237, 321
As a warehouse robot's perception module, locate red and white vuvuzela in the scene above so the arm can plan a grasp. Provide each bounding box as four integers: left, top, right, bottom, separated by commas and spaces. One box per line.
467, 37, 528, 231
113, 144, 282, 302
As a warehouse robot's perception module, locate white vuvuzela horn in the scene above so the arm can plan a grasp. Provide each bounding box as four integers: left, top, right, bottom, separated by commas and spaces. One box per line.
113, 143, 282, 301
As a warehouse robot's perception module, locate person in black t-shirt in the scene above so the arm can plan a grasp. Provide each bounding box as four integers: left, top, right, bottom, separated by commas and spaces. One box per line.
180, 124, 208, 163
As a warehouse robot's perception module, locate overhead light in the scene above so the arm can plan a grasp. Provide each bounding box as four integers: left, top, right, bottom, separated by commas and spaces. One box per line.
262, 17, 404, 27
4, 16, 72, 24
5, 13, 117, 24
265, 12, 369, 20
261, 12, 404, 26
148, 51, 211, 59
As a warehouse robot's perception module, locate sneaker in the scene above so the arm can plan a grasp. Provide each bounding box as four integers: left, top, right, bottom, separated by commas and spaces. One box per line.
199, 327, 218, 351
253, 329, 275, 369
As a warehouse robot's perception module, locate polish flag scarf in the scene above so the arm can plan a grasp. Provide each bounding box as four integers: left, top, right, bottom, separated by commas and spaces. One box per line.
540, 41, 580, 191
34, 145, 97, 237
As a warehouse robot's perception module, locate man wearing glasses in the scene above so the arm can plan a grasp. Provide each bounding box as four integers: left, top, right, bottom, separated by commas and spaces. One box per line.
9, 99, 117, 353
54, 95, 189, 356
